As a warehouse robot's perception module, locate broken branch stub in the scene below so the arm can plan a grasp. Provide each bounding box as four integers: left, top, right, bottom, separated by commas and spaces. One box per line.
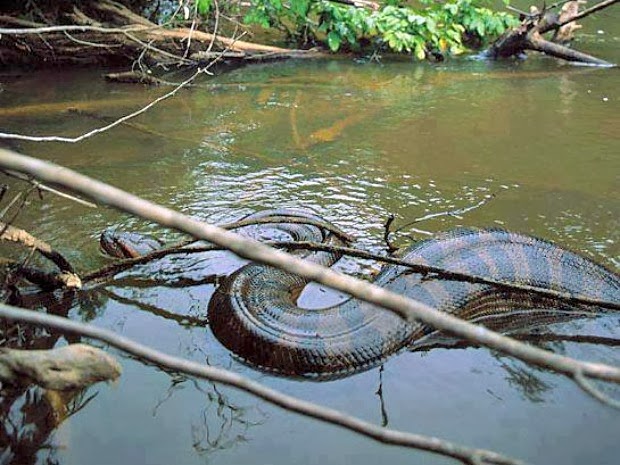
0, 343, 121, 391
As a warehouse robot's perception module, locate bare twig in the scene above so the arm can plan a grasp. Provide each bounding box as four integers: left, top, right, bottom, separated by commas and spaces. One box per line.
0, 22, 151, 35
88, 236, 620, 311
1, 169, 97, 207
1, 150, 619, 398
0, 69, 203, 143
62, 30, 120, 48
383, 195, 496, 251
99, 215, 614, 302
574, 369, 620, 409
0, 191, 23, 220
0, 302, 522, 465
392, 195, 496, 235
540, 0, 619, 33
122, 30, 194, 64
505, 5, 533, 17
383, 214, 398, 252
0, 28, 253, 143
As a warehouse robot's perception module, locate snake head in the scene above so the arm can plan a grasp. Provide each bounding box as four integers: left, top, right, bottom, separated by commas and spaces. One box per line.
100, 230, 163, 259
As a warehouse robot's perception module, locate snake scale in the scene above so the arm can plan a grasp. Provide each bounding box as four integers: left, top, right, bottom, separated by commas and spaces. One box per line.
101, 209, 620, 380
206, 210, 620, 379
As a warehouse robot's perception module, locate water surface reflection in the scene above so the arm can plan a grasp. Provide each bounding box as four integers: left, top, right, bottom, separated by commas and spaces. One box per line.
1, 33, 619, 465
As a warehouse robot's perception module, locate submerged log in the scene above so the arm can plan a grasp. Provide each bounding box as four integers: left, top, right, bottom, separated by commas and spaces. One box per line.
0, 343, 121, 390
487, 0, 616, 66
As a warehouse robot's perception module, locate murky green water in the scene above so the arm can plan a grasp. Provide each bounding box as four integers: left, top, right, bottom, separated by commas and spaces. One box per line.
1, 14, 619, 465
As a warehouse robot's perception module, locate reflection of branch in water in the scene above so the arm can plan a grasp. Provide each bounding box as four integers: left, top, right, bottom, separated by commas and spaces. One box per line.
99, 288, 209, 327
102, 272, 218, 289
192, 382, 266, 455
152, 373, 190, 416
512, 332, 620, 348
497, 360, 552, 403
410, 330, 620, 354
375, 365, 389, 427
412, 328, 620, 404
0, 384, 98, 465
0, 285, 101, 465
149, 368, 265, 455
1, 287, 78, 349
409, 336, 557, 404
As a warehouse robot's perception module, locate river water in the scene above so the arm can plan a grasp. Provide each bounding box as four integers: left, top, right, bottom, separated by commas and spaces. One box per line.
0, 13, 619, 465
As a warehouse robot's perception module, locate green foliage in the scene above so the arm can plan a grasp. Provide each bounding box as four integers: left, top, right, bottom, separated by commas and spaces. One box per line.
197, 0, 212, 15
242, 0, 519, 59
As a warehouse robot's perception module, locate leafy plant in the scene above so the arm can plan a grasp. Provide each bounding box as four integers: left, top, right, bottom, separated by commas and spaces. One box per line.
197, 0, 212, 15
239, 0, 519, 59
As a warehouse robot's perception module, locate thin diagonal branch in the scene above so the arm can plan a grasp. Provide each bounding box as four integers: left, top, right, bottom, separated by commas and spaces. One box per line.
539, 0, 619, 33
86, 237, 620, 312
574, 369, 620, 409
2, 169, 97, 207
0, 302, 522, 465
0, 69, 203, 143
1, 149, 619, 396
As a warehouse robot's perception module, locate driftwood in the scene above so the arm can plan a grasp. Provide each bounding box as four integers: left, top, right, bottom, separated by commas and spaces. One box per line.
0, 343, 121, 390
0, 0, 320, 68
487, 0, 616, 65
0, 222, 75, 273
0, 222, 82, 289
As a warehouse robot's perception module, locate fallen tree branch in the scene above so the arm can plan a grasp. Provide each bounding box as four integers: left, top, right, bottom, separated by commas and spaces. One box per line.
0, 222, 77, 275
0, 303, 522, 465
0, 14, 295, 60
488, 0, 616, 65
1, 149, 619, 398
0, 343, 121, 390
527, 31, 611, 65
3, 261, 82, 290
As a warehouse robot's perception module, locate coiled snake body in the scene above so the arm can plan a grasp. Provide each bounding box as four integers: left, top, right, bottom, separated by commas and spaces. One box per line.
207, 211, 620, 379
101, 210, 620, 379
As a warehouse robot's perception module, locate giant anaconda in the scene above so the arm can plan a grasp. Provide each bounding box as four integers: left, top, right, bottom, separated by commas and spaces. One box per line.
206, 210, 620, 379
101, 209, 620, 379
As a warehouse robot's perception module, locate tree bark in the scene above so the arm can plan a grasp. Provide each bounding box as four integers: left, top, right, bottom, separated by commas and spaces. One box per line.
0, 344, 121, 390
487, 0, 615, 66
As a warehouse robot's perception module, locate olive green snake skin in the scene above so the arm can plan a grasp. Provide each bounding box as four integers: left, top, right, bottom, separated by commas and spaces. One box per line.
206, 210, 620, 379
101, 209, 620, 380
